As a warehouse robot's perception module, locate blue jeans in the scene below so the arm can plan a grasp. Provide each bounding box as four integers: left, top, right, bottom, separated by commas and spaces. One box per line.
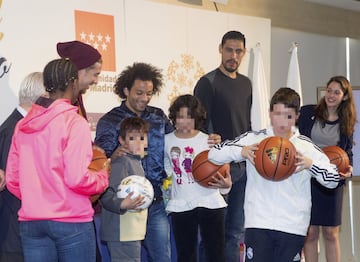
19, 220, 96, 262
142, 201, 171, 262
224, 163, 247, 262
94, 213, 110, 262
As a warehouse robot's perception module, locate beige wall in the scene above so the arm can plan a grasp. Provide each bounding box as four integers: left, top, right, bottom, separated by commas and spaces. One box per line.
150, 1, 360, 261
150, 0, 360, 39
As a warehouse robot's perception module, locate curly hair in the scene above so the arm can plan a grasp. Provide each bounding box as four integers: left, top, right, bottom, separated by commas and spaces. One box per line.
114, 62, 163, 99
168, 94, 206, 130
315, 76, 357, 137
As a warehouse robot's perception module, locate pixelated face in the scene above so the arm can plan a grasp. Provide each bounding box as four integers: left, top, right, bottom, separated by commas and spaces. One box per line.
176, 107, 195, 134
325, 81, 345, 110
219, 39, 245, 74
270, 104, 299, 139
124, 79, 154, 116
78, 62, 102, 94
120, 130, 148, 158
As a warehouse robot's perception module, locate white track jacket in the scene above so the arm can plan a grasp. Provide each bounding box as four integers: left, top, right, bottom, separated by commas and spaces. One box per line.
208, 127, 340, 236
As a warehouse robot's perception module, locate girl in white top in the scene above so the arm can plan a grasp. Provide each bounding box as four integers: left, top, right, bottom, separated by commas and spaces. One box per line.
164, 94, 231, 262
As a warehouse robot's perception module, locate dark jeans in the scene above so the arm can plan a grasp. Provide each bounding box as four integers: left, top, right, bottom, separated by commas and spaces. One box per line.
224, 162, 247, 262
172, 207, 226, 262
0, 188, 23, 262
244, 228, 305, 262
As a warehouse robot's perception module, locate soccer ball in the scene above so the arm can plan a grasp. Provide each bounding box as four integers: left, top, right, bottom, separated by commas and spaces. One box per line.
117, 175, 154, 210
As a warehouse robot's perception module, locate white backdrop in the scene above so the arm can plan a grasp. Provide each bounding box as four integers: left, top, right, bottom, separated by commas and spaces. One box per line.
0, 0, 270, 132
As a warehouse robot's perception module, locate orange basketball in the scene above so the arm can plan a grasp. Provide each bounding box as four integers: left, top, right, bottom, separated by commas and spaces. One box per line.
192, 150, 230, 187
88, 147, 108, 203
89, 147, 108, 171
322, 146, 349, 173
254, 136, 297, 181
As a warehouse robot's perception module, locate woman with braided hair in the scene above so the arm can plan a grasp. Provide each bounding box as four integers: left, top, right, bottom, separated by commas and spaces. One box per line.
5, 58, 109, 262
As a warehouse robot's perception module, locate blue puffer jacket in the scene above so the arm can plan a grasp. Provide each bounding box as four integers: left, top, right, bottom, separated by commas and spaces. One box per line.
95, 102, 174, 197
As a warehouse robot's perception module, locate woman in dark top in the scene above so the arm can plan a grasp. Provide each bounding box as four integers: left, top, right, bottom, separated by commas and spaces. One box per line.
298, 76, 356, 262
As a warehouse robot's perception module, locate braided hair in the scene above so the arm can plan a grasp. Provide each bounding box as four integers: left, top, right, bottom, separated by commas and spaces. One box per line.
43, 58, 78, 93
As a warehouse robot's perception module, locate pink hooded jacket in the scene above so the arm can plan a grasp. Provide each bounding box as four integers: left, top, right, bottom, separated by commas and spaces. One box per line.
6, 98, 108, 222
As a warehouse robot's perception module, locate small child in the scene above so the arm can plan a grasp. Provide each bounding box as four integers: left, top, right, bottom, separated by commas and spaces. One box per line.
208, 87, 345, 262
100, 116, 149, 262
164, 94, 232, 262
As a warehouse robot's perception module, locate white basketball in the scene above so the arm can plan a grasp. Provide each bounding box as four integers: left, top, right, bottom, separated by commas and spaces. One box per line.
117, 175, 154, 210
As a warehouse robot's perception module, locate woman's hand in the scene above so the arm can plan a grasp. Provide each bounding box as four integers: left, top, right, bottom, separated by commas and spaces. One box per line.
339, 165, 352, 179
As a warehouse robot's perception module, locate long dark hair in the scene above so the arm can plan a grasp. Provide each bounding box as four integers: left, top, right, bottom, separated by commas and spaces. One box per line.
315, 76, 357, 136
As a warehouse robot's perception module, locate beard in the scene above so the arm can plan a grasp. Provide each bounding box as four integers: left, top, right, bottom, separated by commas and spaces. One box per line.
223, 60, 239, 73
223, 66, 237, 73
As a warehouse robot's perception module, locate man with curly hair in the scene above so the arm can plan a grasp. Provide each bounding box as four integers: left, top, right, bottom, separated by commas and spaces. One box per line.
95, 62, 174, 262
95, 62, 220, 262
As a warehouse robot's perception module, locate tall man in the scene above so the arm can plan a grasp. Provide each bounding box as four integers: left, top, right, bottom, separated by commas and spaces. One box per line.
194, 30, 252, 262
0, 72, 46, 262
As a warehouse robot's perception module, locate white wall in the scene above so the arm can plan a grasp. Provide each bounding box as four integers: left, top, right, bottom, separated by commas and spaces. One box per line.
0, 0, 271, 126
271, 27, 360, 103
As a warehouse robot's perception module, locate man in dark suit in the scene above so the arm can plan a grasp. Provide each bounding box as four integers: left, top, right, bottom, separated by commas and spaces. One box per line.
0, 72, 46, 262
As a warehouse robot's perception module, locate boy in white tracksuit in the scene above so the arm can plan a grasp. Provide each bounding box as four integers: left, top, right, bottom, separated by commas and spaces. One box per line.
208, 88, 348, 262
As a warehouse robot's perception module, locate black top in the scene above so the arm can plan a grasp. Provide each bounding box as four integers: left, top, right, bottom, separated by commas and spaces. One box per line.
194, 68, 252, 141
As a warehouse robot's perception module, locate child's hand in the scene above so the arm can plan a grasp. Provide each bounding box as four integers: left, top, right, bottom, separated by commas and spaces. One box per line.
339, 165, 352, 179
120, 192, 145, 211
295, 151, 313, 172
207, 133, 221, 147
208, 168, 232, 189
241, 144, 258, 165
